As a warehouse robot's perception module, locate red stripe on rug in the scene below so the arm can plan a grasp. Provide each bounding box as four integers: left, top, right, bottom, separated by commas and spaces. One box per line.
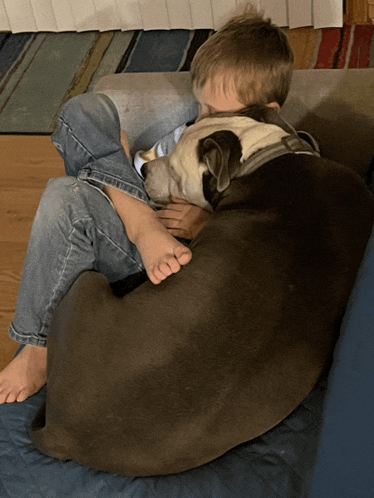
348, 25, 374, 68
315, 28, 342, 69
336, 25, 353, 68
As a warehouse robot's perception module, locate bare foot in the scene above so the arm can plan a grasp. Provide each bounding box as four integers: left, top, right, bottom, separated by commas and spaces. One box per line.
134, 220, 192, 284
103, 186, 192, 284
0, 344, 47, 404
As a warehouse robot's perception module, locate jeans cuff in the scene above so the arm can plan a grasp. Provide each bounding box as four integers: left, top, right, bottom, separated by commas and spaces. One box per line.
9, 323, 47, 348
77, 169, 150, 205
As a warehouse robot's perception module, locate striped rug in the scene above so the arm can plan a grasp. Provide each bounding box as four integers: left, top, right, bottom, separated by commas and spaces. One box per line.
1, 25, 374, 134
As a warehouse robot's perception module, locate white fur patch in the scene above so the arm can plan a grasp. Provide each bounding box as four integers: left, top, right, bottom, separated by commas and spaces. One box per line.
169, 116, 290, 170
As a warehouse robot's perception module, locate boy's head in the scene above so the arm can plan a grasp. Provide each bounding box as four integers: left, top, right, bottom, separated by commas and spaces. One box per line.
190, 6, 294, 120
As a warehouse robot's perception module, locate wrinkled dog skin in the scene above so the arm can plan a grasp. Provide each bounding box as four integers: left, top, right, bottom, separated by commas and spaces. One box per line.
30, 106, 374, 477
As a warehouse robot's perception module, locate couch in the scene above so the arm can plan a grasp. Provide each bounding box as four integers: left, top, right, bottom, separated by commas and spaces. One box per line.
0, 69, 373, 497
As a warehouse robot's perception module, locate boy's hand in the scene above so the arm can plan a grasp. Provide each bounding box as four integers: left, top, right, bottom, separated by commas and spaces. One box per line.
156, 198, 211, 240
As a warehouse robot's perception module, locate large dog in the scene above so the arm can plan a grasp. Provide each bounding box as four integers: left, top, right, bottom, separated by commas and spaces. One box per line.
30, 107, 374, 476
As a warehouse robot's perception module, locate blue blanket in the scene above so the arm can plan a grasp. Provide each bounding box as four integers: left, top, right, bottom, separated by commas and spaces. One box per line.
0, 375, 325, 497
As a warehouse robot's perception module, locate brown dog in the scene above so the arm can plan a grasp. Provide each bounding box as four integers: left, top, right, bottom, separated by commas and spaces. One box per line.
30, 108, 374, 476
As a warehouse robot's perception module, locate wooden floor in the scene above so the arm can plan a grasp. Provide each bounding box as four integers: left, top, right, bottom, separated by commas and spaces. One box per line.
0, 135, 65, 371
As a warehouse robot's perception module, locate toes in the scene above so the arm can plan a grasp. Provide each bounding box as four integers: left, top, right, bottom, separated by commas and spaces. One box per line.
0, 385, 27, 404
0, 382, 10, 404
148, 267, 164, 285
159, 261, 174, 276
16, 390, 29, 403
148, 260, 176, 285
6, 391, 18, 404
0, 385, 17, 404
162, 257, 180, 275
161, 246, 191, 275
155, 257, 180, 281
175, 246, 192, 266
146, 243, 192, 285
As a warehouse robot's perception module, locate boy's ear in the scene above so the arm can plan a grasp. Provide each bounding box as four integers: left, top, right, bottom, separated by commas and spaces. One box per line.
198, 130, 242, 192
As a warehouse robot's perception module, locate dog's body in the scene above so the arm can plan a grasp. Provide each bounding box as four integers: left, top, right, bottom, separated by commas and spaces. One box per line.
31, 108, 374, 476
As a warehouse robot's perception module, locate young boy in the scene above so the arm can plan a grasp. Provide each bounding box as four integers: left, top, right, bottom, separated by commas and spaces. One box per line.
0, 7, 294, 404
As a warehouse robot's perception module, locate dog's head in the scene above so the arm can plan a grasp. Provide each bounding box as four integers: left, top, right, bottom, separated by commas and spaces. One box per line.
143, 105, 292, 211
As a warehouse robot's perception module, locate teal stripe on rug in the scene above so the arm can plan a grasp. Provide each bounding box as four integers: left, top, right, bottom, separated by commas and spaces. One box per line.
0, 32, 98, 133
124, 30, 192, 72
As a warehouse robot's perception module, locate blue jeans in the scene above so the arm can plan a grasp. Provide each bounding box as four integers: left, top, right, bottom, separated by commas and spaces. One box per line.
9, 93, 165, 347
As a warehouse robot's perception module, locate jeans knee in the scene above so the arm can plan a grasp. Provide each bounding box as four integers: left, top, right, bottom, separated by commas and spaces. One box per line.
36, 178, 79, 227
52, 93, 122, 178
59, 93, 119, 131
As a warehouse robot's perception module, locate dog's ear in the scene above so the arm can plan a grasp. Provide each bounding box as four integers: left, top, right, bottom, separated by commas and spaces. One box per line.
198, 130, 242, 192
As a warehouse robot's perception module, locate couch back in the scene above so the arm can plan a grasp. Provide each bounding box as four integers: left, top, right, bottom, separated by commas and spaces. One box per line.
94, 69, 374, 179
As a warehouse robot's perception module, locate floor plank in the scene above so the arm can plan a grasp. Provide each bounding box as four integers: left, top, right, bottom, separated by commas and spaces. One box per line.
0, 135, 64, 370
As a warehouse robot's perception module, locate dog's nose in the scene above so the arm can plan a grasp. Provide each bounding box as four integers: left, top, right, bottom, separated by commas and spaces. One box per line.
140, 163, 148, 178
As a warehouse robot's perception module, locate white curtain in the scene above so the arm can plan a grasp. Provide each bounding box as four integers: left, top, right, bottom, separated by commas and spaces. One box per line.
0, 0, 343, 33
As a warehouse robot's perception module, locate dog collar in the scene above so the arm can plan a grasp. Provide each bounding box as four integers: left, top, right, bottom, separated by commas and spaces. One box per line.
201, 112, 321, 177
239, 133, 321, 177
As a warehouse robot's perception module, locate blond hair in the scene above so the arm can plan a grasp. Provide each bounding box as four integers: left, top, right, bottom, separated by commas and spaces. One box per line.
190, 6, 294, 107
